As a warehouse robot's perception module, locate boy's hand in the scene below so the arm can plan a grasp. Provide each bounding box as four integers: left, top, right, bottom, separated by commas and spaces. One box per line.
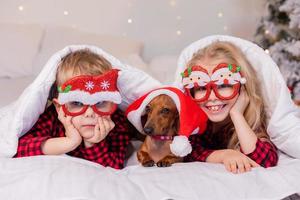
230, 87, 249, 116
57, 107, 82, 149
84, 116, 115, 148
220, 149, 260, 173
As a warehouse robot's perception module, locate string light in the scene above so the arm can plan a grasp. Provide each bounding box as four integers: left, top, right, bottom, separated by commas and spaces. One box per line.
265, 49, 270, 54
223, 26, 228, 31
170, 0, 177, 7
63, 11, 69, 16
176, 30, 182, 36
265, 30, 270, 35
18, 6, 24, 11
127, 18, 133, 24
218, 12, 223, 18
176, 16, 182, 20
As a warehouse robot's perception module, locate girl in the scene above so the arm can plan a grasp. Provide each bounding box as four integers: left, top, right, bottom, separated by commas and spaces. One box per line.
182, 41, 278, 173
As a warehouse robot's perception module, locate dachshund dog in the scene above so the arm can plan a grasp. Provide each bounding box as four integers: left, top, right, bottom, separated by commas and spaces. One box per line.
137, 94, 183, 167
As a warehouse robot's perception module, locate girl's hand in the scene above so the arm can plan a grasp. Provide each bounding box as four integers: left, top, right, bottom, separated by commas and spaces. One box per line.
221, 149, 260, 173
230, 86, 249, 116
57, 107, 82, 149
84, 116, 115, 148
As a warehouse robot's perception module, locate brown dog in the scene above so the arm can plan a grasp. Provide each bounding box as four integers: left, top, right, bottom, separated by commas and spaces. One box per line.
137, 94, 183, 167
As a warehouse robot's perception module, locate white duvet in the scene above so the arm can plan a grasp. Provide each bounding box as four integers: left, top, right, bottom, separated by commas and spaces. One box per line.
0, 39, 300, 199
0, 152, 299, 200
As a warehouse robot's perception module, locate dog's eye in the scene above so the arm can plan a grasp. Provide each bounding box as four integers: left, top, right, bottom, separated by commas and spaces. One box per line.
145, 105, 151, 113
161, 108, 170, 114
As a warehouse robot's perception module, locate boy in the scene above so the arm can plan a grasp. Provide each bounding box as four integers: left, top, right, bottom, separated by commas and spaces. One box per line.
14, 50, 133, 169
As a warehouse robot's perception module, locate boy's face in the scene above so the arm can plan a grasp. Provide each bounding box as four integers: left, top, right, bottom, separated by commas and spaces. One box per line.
54, 101, 112, 139
72, 106, 98, 139
54, 69, 121, 139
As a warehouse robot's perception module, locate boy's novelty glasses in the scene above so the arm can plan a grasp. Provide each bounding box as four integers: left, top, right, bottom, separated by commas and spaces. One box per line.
62, 101, 117, 117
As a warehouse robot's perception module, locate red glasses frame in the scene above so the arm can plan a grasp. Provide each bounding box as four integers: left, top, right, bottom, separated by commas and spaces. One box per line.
185, 82, 241, 103
61, 103, 117, 117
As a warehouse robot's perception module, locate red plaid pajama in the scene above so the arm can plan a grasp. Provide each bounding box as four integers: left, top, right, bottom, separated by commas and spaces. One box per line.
14, 105, 133, 169
185, 133, 278, 167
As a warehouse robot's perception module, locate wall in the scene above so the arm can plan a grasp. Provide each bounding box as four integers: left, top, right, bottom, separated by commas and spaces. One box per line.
0, 0, 266, 60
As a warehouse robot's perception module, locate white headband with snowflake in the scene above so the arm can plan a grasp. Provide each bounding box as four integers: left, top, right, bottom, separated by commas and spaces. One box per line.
57, 69, 121, 105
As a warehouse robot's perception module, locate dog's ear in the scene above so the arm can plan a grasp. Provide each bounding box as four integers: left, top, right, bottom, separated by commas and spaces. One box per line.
172, 113, 180, 133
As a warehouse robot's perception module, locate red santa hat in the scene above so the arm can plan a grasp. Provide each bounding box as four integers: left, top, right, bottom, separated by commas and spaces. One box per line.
57, 69, 121, 105
126, 87, 208, 157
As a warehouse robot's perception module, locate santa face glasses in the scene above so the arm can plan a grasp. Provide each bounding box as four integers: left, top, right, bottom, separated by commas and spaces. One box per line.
57, 69, 121, 117
181, 63, 246, 103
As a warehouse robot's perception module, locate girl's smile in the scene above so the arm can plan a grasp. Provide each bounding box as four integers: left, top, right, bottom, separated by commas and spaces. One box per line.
205, 103, 227, 112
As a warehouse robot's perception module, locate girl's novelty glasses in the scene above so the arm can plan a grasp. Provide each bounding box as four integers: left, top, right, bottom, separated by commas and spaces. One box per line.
181, 63, 246, 103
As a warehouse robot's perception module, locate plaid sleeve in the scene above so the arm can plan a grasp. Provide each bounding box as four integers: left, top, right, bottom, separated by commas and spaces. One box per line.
80, 110, 131, 169
242, 139, 278, 168
14, 106, 56, 157
184, 134, 215, 162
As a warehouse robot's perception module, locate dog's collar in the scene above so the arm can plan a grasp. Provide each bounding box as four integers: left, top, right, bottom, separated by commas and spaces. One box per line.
151, 135, 174, 141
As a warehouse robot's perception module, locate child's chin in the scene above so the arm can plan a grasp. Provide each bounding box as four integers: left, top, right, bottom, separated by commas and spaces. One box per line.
206, 111, 230, 122
80, 130, 94, 139
207, 114, 228, 122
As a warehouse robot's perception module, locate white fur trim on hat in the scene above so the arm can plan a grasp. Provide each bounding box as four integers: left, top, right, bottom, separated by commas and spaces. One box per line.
191, 127, 199, 135
127, 89, 181, 133
58, 91, 122, 105
170, 135, 192, 157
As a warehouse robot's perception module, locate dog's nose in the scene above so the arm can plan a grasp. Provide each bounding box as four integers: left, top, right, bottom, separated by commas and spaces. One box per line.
144, 127, 154, 135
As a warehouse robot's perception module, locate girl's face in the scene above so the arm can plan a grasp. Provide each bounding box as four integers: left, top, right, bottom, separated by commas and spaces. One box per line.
194, 57, 239, 122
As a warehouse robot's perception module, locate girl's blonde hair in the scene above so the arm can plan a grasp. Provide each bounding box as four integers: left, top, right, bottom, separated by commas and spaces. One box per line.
49, 49, 112, 99
187, 41, 268, 149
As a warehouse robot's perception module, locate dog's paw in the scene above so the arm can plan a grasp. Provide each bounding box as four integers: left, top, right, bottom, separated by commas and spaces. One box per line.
142, 160, 155, 167
156, 160, 172, 167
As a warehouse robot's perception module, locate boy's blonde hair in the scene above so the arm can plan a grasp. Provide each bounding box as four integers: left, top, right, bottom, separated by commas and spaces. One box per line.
187, 41, 268, 149
49, 49, 112, 99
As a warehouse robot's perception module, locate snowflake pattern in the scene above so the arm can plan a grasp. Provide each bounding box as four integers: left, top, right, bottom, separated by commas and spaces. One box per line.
100, 80, 110, 90
85, 81, 95, 91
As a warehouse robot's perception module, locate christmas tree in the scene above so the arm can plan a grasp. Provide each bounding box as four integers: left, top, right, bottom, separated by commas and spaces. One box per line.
255, 0, 300, 105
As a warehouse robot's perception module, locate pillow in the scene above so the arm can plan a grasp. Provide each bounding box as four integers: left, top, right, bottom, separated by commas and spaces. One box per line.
0, 76, 35, 108
0, 23, 44, 78
119, 54, 150, 74
32, 26, 143, 74
148, 55, 178, 84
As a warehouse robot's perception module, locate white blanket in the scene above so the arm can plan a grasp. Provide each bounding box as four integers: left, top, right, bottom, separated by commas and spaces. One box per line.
0, 153, 299, 200
0, 45, 161, 157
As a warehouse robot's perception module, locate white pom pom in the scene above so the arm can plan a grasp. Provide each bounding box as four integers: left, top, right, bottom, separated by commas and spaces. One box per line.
240, 78, 246, 84
170, 135, 192, 157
